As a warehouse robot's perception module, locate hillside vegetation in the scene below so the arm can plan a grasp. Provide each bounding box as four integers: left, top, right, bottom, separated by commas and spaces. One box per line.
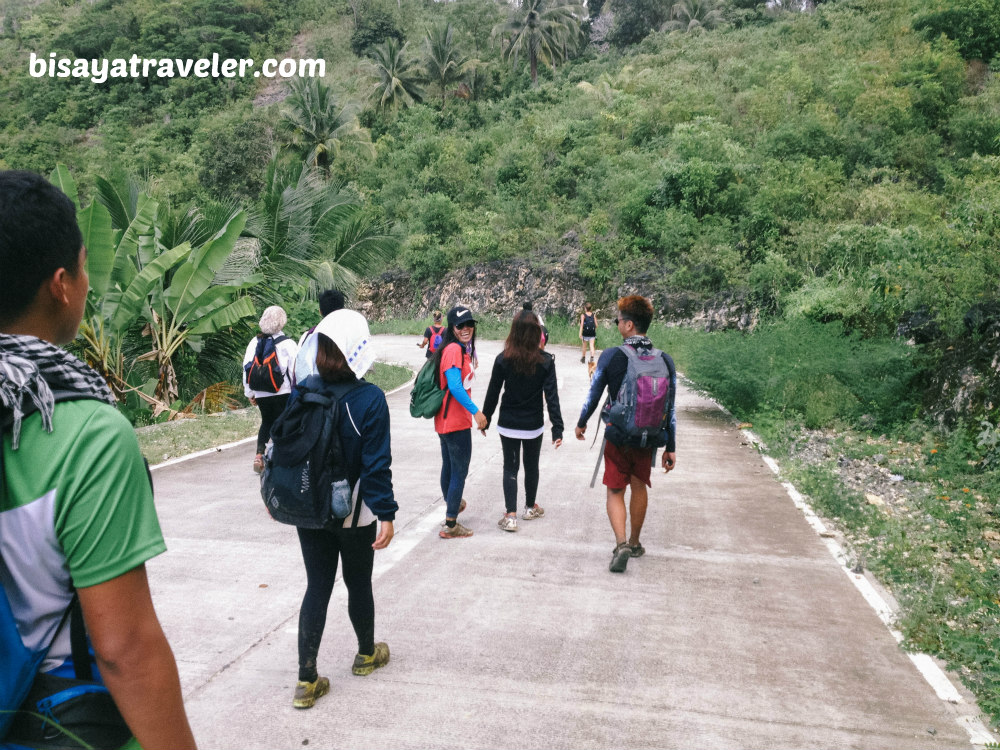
2, 0, 1000, 726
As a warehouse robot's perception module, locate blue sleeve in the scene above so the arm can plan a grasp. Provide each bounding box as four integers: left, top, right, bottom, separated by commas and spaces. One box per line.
445, 367, 479, 415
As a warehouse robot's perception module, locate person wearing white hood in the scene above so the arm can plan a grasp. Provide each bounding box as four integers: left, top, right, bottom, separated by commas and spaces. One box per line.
286, 308, 398, 710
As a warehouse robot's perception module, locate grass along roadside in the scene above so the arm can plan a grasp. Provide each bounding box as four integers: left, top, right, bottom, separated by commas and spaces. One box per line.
663, 318, 1000, 729
764, 423, 1000, 726
136, 361, 412, 464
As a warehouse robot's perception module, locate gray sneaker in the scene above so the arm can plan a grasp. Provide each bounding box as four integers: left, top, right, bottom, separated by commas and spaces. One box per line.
521, 505, 544, 520
497, 514, 518, 532
439, 522, 474, 539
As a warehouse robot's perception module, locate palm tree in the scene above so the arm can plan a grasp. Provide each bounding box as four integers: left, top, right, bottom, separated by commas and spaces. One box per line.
281, 78, 374, 175
424, 23, 476, 108
662, 0, 725, 32
369, 37, 425, 112
491, 0, 584, 87
246, 161, 398, 300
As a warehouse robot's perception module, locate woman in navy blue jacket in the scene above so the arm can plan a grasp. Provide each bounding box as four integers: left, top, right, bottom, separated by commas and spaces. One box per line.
481, 309, 564, 532
290, 309, 397, 709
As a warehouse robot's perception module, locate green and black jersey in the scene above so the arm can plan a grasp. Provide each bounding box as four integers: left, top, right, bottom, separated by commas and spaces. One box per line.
0, 400, 165, 672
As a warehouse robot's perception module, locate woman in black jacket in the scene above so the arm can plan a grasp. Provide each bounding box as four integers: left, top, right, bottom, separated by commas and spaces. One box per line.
481, 310, 563, 532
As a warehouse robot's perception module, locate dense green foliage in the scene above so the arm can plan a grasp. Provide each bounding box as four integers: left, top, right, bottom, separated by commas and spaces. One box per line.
3, 0, 1000, 721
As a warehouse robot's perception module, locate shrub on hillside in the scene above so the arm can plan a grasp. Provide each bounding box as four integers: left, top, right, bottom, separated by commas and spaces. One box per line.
350, 4, 404, 57
676, 319, 918, 428
913, 0, 1000, 63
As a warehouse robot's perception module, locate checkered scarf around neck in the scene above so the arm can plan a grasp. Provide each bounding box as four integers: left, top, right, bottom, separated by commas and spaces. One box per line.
0, 333, 115, 450
623, 335, 654, 350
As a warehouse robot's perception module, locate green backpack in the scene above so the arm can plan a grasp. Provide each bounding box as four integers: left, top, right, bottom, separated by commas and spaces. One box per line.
409, 358, 447, 418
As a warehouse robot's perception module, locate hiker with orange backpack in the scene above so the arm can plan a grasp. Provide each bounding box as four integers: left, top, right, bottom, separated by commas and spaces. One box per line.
243, 305, 298, 474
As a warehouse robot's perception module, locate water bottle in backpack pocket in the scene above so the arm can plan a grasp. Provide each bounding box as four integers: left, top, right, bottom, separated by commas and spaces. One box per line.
602, 345, 671, 449
260, 379, 360, 527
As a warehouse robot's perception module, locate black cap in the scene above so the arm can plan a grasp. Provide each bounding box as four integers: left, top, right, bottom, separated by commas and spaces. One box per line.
447, 305, 477, 328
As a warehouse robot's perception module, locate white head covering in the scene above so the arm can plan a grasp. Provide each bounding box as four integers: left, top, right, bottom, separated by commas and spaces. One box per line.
259, 305, 287, 335
313, 309, 376, 379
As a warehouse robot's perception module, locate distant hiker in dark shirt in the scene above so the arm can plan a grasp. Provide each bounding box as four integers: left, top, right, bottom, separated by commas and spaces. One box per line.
579, 302, 597, 364
295, 288, 346, 384
575, 295, 677, 573
481, 309, 563, 532
418, 310, 446, 360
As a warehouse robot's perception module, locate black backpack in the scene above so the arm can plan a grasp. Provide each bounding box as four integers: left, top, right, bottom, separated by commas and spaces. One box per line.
260, 378, 361, 527
245, 334, 289, 393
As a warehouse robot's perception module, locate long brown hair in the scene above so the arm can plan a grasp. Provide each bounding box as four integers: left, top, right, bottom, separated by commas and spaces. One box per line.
503, 310, 544, 375
316, 333, 355, 383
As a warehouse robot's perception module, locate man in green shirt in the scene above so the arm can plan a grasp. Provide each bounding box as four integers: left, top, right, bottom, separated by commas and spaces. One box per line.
0, 170, 196, 749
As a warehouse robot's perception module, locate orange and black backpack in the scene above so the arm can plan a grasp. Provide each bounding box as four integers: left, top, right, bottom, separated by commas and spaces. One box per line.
245, 334, 289, 393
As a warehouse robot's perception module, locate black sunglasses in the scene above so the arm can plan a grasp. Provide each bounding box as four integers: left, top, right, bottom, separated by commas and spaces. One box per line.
455, 321, 476, 330
614, 316, 631, 326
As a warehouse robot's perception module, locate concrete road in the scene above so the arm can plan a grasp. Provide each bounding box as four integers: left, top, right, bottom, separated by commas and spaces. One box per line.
147, 335, 992, 749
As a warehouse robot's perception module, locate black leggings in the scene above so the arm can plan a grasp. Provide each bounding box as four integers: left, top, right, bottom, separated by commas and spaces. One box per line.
255, 393, 289, 454
296, 522, 376, 682
499, 434, 543, 514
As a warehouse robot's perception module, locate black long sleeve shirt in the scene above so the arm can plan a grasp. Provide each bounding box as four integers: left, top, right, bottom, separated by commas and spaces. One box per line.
482, 352, 564, 442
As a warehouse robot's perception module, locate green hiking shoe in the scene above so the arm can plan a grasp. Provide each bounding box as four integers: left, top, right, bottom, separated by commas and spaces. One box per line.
293, 676, 329, 709
352, 642, 390, 676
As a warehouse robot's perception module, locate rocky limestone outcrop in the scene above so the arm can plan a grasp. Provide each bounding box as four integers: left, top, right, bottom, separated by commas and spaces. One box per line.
356, 234, 759, 330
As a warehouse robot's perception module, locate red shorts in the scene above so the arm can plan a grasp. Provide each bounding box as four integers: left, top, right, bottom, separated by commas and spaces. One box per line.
603, 441, 652, 489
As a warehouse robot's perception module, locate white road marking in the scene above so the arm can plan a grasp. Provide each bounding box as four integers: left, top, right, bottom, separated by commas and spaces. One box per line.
149, 436, 256, 471
741, 427, 998, 747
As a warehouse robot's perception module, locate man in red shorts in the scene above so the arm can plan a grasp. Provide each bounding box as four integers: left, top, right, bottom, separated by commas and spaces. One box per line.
575, 295, 677, 573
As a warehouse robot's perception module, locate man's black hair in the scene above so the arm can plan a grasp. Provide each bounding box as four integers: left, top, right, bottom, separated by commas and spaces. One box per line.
319, 288, 345, 316
0, 171, 83, 324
